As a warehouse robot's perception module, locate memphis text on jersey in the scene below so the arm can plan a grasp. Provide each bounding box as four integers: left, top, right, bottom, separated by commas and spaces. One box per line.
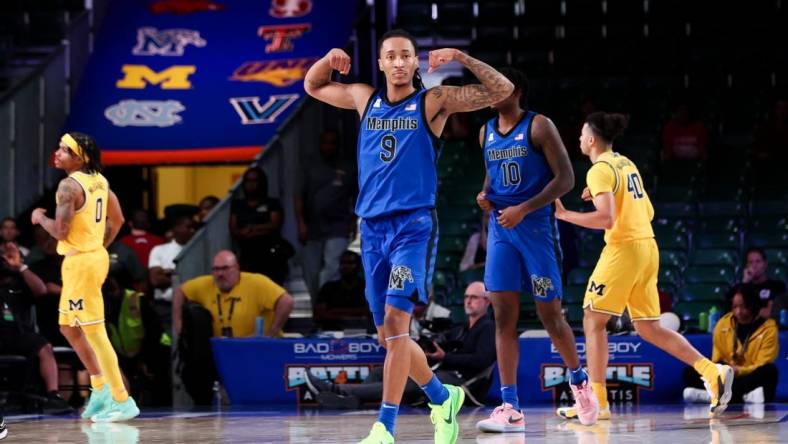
487, 145, 528, 161
365, 117, 418, 131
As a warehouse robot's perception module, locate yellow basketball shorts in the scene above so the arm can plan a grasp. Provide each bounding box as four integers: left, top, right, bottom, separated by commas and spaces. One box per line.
58, 248, 110, 327
583, 238, 660, 321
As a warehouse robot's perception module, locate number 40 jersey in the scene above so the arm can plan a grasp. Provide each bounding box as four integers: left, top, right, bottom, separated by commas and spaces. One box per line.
355, 88, 441, 219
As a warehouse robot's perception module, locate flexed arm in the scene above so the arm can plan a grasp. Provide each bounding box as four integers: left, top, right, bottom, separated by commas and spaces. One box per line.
426, 49, 514, 114
304, 48, 374, 115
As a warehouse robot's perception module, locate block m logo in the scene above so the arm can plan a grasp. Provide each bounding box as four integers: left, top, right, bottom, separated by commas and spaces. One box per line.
68, 299, 84, 311
116, 65, 196, 89
588, 281, 606, 296
229, 94, 299, 125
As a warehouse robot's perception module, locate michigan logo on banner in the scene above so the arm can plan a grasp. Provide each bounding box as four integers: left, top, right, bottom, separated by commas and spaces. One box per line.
66, 0, 356, 164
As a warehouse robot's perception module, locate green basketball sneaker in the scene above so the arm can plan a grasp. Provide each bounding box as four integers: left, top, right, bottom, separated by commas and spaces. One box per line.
429, 384, 464, 444
358, 422, 394, 444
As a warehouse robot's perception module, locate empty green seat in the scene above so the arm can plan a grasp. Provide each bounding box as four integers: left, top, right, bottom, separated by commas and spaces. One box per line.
696, 233, 741, 251
660, 249, 688, 268
437, 236, 466, 255
657, 232, 689, 251
698, 201, 747, 217
679, 283, 728, 302
764, 248, 787, 266
683, 266, 735, 285
748, 231, 788, 248
692, 249, 738, 267
658, 265, 681, 287
674, 301, 722, 323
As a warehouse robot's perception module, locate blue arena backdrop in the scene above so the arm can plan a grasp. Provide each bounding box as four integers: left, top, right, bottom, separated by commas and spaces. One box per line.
66, 0, 356, 164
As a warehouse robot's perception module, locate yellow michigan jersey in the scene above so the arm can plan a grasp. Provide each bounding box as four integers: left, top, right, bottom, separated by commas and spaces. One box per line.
583, 151, 660, 320
57, 171, 109, 255
58, 171, 111, 327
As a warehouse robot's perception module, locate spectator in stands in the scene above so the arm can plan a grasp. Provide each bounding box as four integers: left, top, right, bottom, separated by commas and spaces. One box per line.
230, 166, 291, 284
27, 234, 67, 347
734, 247, 787, 319
197, 195, 220, 222
295, 129, 356, 303
0, 217, 29, 258
173, 250, 294, 404
752, 97, 788, 161
102, 277, 171, 406
305, 281, 496, 407
459, 212, 488, 272
313, 251, 368, 330
661, 101, 708, 161
108, 240, 147, 292
119, 209, 164, 269
683, 283, 779, 404
149, 216, 195, 329
0, 241, 71, 413
23, 226, 51, 265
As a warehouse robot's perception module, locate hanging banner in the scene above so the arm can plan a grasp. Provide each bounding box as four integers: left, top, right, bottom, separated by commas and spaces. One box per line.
66, 0, 356, 164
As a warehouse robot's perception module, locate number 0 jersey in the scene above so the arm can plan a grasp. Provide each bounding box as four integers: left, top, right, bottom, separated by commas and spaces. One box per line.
355, 88, 441, 219
56, 171, 109, 255
483, 111, 553, 219
586, 151, 654, 244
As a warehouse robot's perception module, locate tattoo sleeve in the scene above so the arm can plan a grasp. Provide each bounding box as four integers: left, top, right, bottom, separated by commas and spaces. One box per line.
444, 52, 514, 112
41, 179, 79, 240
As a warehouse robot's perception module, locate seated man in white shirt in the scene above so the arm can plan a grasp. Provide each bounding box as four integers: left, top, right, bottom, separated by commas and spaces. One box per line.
148, 216, 195, 330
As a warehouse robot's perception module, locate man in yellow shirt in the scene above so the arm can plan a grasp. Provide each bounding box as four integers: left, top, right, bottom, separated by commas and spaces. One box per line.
555, 112, 733, 422
683, 283, 779, 403
173, 250, 294, 338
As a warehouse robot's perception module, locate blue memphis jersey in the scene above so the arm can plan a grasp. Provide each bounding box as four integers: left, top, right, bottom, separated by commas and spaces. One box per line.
355, 88, 442, 218
483, 111, 553, 218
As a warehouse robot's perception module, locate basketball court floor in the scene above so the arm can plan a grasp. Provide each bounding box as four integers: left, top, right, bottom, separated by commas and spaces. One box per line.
4, 403, 786, 443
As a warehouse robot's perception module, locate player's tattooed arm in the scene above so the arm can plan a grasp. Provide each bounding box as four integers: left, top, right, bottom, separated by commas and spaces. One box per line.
304, 48, 374, 114
32, 178, 79, 240
428, 50, 514, 113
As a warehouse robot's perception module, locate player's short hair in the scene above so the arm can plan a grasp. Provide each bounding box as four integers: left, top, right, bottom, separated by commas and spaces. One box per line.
585, 112, 628, 144
498, 66, 528, 108
377, 28, 424, 90
745, 247, 767, 262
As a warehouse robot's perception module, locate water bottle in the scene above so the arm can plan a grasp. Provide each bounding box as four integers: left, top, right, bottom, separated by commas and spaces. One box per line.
2, 303, 13, 322
212, 380, 222, 409
780, 309, 788, 329
707, 306, 720, 333
698, 311, 709, 332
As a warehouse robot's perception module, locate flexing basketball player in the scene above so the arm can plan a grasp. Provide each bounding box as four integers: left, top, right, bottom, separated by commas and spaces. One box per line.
474, 67, 597, 432
32, 132, 139, 422
304, 29, 513, 443
554, 112, 733, 422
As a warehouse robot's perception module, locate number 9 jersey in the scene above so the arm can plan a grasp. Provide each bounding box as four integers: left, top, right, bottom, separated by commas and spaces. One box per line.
355, 88, 441, 219
586, 151, 654, 244
56, 171, 109, 255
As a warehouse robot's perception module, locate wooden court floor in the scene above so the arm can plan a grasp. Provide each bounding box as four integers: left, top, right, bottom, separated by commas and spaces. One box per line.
3, 403, 786, 443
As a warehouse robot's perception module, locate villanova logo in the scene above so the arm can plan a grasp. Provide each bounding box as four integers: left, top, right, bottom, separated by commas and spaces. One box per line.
104, 100, 185, 127
132, 27, 206, 56
230, 58, 317, 86
68, 299, 84, 311
388, 265, 414, 291
531, 275, 554, 298
588, 281, 606, 296
229, 94, 299, 125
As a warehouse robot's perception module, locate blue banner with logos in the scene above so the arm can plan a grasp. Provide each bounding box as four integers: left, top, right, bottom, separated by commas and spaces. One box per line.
212, 334, 788, 406
66, 0, 356, 164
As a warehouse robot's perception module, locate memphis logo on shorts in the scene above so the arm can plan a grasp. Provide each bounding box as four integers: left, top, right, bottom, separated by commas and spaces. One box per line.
105, 100, 185, 127
531, 275, 554, 298
230, 58, 317, 86
229, 94, 299, 125
388, 265, 414, 291
68, 299, 84, 311
588, 281, 606, 296
132, 27, 206, 56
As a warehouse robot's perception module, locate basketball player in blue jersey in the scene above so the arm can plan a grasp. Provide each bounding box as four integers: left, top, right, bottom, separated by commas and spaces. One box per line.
304, 29, 513, 444
474, 67, 598, 433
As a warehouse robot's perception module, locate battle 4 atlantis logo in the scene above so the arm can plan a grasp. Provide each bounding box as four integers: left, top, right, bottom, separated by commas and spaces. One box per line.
542, 363, 654, 406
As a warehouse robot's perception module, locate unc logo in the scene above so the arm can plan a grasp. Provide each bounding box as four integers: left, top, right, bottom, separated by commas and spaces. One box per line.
388, 265, 414, 291
132, 27, 206, 56
531, 275, 554, 298
270, 0, 312, 18
229, 94, 299, 125
68, 299, 84, 311
104, 100, 185, 127
588, 281, 606, 296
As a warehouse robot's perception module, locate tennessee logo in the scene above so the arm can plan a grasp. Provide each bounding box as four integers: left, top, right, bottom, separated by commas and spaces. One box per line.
116, 65, 196, 89
269, 0, 312, 18
257, 23, 310, 53
104, 100, 185, 127
132, 27, 206, 56
230, 58, 317, 86
149, 0, 224, 15
388, 265, 414, 291
68, 299, 84, 311
588, 281, 606, 296
531, 275, 554, 298
229, 94, 299, 125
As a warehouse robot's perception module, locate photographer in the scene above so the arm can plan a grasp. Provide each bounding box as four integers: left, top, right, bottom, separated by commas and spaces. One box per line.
305, 281, 496, 406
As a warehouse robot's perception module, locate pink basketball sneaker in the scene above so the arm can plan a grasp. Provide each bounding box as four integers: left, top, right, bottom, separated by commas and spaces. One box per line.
570, 380, 599, 425
476, 403, 525, 433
